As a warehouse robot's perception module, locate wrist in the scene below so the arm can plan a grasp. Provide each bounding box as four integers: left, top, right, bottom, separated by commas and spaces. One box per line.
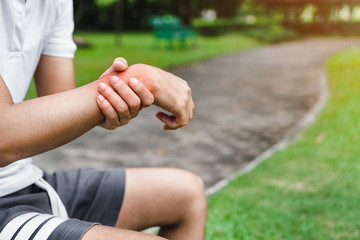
126, 63, 160, 95
97, 63, 158, 92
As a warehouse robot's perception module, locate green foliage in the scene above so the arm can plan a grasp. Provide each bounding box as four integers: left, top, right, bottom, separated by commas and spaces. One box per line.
193, 17, 264, 28
75, 0, 244, 31
74, 0, 173, 30
238, 0, 267, 18
193, 0, 298, 42
95, 0, 118, 7
193, 16, 298, 42
192, 17, 258, 36
241, 25, 298, 43
206, 46, 360, 239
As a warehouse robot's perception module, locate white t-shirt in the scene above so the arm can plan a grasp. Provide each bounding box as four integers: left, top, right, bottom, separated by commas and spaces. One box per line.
0, 0, 77, 197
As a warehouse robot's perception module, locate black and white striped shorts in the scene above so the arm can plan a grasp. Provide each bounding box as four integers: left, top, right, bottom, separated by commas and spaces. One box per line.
0, 167, 126, 240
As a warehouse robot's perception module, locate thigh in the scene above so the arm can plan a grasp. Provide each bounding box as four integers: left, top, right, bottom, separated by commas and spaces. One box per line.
116, 168, 205, 231
82, 225, 166, 240
44, 167, 126, 226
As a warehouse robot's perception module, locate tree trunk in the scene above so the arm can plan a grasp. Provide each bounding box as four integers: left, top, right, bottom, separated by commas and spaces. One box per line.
114, 0, 124, 46
217, 0, 241, 18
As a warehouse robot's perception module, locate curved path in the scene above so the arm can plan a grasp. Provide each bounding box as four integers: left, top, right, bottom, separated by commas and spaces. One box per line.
34, 38, 360, 188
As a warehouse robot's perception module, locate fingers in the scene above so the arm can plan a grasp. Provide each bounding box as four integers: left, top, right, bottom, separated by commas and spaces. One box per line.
156, 112, 175, 130
98, 81, 131, 127
128, 78, 154, 108
99, 57, 128, 79
155, 88, 194, 130
112, 57, 128, 71
96, 95, 121, 130
108, 76, 154, 114
109, 76, 141, 118
97, 76, 155, 130
156, 101, 194, 131
156, 112, 190, 130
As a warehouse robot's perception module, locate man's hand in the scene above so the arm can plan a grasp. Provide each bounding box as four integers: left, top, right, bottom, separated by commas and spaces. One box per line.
98, 64, 194, 130
97, 58, 154, 130
152, 67, 194, 130
99, 57, 128, 79
97, 76, 154, 129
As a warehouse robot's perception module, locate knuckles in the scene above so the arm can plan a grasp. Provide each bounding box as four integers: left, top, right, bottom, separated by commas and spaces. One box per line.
116, 104, 129, 115
143, 94, 155, 107
130, 98, 141, 110
105, 124, 118, 130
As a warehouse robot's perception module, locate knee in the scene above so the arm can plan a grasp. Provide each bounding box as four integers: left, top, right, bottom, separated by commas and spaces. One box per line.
177, 170, 208, 218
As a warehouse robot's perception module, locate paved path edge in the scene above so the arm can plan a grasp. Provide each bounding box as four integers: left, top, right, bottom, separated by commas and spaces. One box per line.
205, 69, 329, 197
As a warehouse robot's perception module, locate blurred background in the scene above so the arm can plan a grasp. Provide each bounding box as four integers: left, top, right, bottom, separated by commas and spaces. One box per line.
31, 2, 360, 238
74, 0, 360, 41
26, 0, 360, 99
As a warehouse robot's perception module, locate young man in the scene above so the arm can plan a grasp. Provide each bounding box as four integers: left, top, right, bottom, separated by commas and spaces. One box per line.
0, 0, 207, 239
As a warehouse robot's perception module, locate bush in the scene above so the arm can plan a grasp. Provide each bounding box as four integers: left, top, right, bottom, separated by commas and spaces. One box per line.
192, 17, 298, 43
241, 25, 299, 43
192, 17, 265, 36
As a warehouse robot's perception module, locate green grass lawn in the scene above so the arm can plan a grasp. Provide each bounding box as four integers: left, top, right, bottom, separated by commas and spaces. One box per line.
206, 47, 360, 239
26, 32, 260, 99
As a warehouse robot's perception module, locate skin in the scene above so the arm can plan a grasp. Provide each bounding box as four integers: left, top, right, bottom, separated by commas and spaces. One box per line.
0, 55, 206, 239
83, 168, 207, 240
0, 57, 193, 166
91, 66, 204, 240
97, 63, 194, 130
97, 57, 155, 129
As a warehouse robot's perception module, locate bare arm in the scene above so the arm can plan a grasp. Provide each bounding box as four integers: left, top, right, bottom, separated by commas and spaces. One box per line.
34, 55, 76, 96
0, 56, 131, 165
0, 62, 193, 166
0, 73, 106, 166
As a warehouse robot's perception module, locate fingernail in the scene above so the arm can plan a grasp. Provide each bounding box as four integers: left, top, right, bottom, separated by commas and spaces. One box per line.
117, 57, 127, 65
97, 94, 105, 102
129, 77, 139, 87
99, 82, 107, 91
116, 60, 125, 68
110, 76, 119, 84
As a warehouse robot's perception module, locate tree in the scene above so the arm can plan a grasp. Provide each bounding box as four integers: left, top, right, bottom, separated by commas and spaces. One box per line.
95, 0, 118, 7
72, 0, 245, 31
217, 0, 243, 18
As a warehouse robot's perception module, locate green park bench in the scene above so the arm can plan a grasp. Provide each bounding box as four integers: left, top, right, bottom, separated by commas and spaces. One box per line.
149, 15, 197, 49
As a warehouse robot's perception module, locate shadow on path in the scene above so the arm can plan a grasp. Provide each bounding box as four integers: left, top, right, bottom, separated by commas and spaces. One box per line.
34, 38, 360, 188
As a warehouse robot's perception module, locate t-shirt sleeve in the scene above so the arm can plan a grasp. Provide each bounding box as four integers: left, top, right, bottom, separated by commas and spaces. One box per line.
42, 0, 77, 59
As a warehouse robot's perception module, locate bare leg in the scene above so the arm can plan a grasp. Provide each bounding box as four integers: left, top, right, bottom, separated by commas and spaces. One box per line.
82, 225, 167, 240
116, 168, 207, 240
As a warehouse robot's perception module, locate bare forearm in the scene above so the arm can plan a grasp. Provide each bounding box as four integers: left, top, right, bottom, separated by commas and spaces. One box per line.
0, 63, 193, 166
0, 64, 153, 165
0, 80, 105, 166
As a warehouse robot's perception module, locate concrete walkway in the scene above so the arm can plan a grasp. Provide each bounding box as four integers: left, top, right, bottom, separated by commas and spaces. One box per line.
34, 38, 360, 188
